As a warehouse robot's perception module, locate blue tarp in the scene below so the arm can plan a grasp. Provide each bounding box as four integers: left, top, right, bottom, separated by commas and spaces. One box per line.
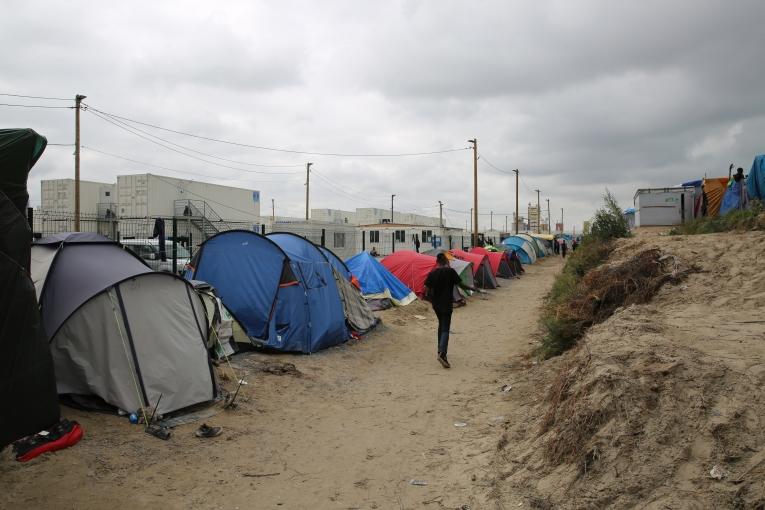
501, 236, 536, 264
720, 180, 747, 216
748, 154, 765, 201
345, 252, 416, 306
187, 230, 348, 353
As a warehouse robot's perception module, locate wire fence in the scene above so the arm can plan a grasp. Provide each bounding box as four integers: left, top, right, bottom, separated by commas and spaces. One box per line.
28, 210, 479, 272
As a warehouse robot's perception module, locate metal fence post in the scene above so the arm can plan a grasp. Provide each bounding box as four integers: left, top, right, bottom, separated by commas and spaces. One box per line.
392, 231, 395, 253
321, 228, 326, 247
172, 217, 178, 274
362, 230, 366, 252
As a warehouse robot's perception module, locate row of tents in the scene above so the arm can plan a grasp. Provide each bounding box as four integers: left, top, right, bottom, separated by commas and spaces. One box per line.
2, 128, 559, 444
22, 228, 555, 422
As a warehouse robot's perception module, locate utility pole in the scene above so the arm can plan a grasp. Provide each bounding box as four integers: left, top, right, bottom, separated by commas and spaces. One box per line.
271, 198, 275, 223
390, 194, 396, 223
512, 169, 519, 234
561, 208, 564, 234
468, 139, 477, 246
546, 198, 550, 234
438, 200, 443, 228
490, 210, 493, 231
304, 162, 312, 220
534, 189, 541, 234
74, 94, 86, 231
505, 215, 508, 233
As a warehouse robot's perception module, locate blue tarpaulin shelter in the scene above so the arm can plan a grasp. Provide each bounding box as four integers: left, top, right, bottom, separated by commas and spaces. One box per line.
346, 251, 416, 309
187, 230, 349, 353
748, 155, 765, 201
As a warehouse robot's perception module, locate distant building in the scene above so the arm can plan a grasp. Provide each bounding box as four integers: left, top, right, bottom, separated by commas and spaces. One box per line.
356, 223, 465, 256
41, 178, 115, 215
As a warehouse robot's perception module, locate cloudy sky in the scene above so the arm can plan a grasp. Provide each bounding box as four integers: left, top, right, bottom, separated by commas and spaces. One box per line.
2, 0, 764, 231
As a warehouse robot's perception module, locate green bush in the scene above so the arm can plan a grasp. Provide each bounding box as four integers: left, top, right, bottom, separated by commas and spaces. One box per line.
669, 199, 765, 235
589, 190, 631, 241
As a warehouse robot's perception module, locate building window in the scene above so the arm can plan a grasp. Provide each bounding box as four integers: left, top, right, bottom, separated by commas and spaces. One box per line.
395, 230, 406, 242
369, 230, 379, 243
333, 232, 345, 248
421, 230, 433, 243
105, 191, 111, 197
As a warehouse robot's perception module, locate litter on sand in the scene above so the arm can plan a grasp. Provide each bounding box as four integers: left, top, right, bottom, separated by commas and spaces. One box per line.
409, 479, 428, 486
454, 422, 467, 427
709, 465, 727, 480
501, 384, 513, 392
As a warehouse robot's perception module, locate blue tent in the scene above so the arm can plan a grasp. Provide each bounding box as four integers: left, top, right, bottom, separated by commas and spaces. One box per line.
502, 236, 537, 264
345, 252, 416, 308
187, 230, 348, 353
720, 180, 748, 215
748, 154, 765, 201
319, 246, 352, 280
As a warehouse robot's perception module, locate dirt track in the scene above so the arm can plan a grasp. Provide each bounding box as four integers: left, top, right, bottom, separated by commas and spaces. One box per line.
1, 257, 562, 509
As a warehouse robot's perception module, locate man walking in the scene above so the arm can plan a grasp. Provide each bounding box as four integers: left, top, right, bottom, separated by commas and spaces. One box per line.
424, 253, 463, 368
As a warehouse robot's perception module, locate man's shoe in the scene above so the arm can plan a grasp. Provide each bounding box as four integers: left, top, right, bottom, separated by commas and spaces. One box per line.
437, 354, 451, 369
195, 423, 223, 438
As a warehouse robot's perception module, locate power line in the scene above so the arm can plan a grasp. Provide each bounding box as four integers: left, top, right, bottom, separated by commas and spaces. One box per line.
85, 104, 471, 158
0, 102, 72, 109
82, 146, 300, 183
478, 153, 514, 175
85, 107, 304, 169
86, 109, 304, 175
0, 93, 72, 101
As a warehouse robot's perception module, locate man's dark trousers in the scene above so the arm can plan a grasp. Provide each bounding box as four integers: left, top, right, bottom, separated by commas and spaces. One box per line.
436, 310, 452, 357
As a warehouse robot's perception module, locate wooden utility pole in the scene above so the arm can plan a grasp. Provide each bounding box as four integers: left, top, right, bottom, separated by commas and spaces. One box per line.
546, 198, 551, 234
438, 200, 443, 228
490, 210, 493, 231
561, 208, 564, 234
468, 139, 477, 246
271, 198, 275, 222
304, 162, 312, 220
534, 189, 541, 234
390, 194, 396, 223
512, 169, 519, 234
74, 94, 86, 231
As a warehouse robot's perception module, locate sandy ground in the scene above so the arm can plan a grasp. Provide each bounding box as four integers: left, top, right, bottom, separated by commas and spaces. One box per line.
1, 256, 563, 509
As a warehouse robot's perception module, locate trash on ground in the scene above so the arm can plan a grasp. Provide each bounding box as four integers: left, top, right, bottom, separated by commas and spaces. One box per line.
709, 465, 727, 480
454, 421, 467, 427
501, 384, 513, 392
409, 479, 428, 486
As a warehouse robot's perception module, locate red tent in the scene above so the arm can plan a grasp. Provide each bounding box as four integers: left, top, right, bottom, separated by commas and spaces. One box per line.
451, 249, 498, 288
471, 247, 514, 278
381, 251, 436, 297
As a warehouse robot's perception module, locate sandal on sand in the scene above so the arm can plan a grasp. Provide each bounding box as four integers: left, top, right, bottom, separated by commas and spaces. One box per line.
195, 423, 222, 438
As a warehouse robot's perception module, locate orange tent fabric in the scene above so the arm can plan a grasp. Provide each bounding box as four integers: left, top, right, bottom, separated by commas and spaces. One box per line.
703, 177, 729, 217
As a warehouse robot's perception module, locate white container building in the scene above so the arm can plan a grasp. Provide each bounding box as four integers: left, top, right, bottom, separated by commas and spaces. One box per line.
634, 187, 696, 227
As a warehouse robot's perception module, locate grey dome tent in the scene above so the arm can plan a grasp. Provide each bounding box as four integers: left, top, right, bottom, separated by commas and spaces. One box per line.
32, 233, 217, 415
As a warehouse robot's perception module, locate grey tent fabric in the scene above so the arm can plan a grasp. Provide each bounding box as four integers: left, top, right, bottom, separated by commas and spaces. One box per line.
33, 233, 217, 415
330, 268, 378, 334
33, 234, 152, 339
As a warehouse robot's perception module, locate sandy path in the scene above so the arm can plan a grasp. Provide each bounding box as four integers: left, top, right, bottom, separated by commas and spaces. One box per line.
1, 256, 561, 510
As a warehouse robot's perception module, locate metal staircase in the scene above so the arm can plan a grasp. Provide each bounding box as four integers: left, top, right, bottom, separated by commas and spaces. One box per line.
174, 199, 233, 239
